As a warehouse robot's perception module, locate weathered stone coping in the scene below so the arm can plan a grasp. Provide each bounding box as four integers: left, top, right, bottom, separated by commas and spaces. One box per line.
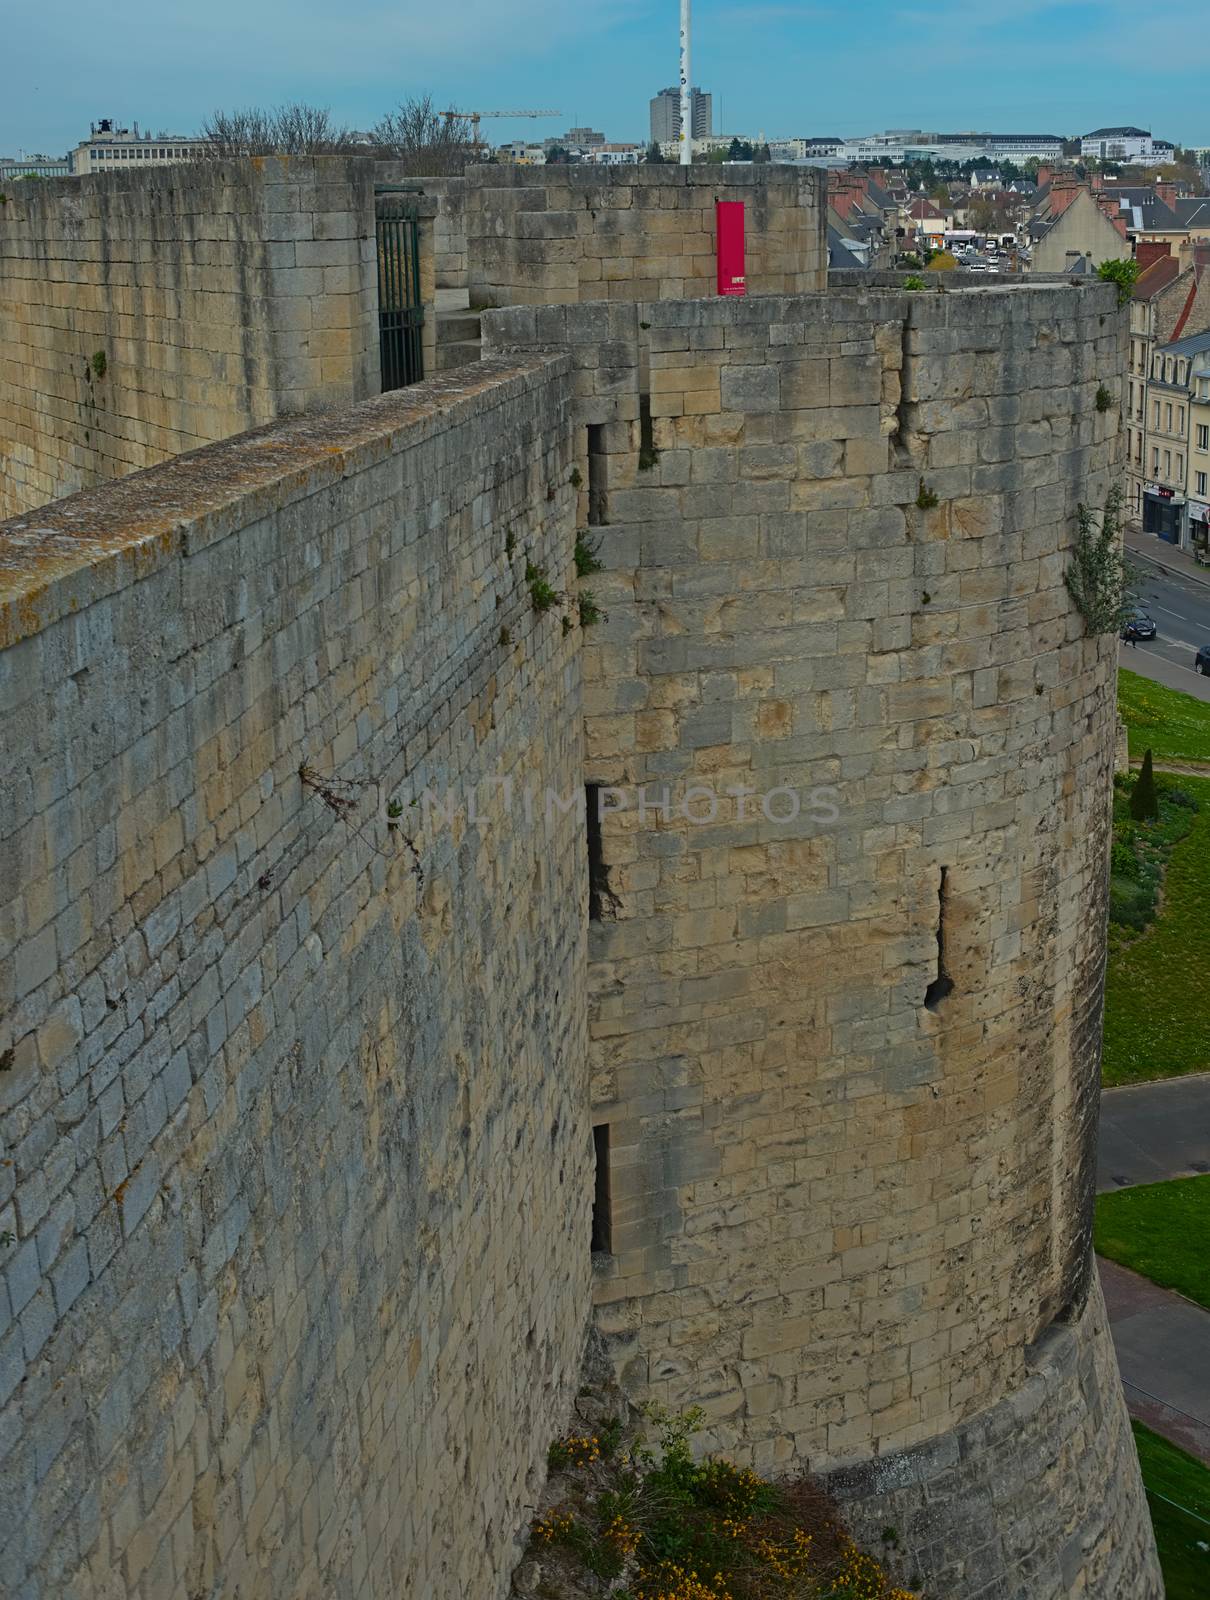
0, 354, 565, 650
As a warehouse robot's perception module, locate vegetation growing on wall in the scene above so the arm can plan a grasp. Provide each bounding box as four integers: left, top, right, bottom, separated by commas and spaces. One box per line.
1065, 486, 1133, 633
1096, 258, 1142, 306
521, 1407, 916, 1600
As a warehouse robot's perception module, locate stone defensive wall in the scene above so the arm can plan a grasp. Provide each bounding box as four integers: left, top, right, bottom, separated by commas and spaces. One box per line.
483, 282, 1161, 1597
0, 156, 391, 520
0, 361, 592, 1597
0, 265, 1162, 1596
465, 163, 827, 308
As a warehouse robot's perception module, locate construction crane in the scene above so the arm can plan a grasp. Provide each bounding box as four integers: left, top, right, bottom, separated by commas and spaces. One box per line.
441, 109, 562, 155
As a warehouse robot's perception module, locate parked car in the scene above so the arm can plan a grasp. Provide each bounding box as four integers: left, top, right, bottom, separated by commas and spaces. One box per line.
1121, 612, 1158, 642
1196, 645, 1210, 674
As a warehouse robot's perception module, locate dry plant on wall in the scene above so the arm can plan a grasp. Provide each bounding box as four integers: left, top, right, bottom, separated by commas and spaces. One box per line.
1065, 486, 1135, 633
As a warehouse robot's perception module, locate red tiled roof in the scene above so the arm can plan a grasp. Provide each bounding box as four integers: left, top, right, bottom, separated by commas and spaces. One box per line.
1133, 257, 1180, 299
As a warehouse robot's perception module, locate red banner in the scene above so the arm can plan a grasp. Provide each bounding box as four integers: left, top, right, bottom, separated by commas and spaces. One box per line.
716, 201, 746, 297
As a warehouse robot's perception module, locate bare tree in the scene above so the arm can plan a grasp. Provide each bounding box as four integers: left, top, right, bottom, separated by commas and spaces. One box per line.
369, 96, 474, 176
201, 103, 358, 158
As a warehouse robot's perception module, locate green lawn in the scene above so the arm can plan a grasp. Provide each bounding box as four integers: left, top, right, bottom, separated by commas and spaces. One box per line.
1118, 668, 1210, 765
1131, 1422, 1210, 1599
1094, 1175, 1210, 1309
1103, 771, 1210, 1084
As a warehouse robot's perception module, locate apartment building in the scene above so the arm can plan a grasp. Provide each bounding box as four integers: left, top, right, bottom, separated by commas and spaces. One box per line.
649, 86, 712, 146
1126, 244, 1210, 537
1139, 330, 1210, 543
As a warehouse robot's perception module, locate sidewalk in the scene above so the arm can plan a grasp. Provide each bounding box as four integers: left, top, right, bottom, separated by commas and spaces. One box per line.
1099, 1257, 1210, 1464
1125, 526, 1210, 590
1098, 1073, 1210, 1191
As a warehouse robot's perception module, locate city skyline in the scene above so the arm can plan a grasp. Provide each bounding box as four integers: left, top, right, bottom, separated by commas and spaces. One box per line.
3, 0, 1207, 158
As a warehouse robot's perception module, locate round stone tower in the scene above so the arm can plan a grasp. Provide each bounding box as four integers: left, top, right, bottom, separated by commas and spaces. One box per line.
552, 280, 1161, 1597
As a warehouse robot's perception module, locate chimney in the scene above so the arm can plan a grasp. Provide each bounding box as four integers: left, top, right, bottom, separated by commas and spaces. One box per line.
1049, 177, 1082, 219
1090, 170, 1103, 191
1136, 239, 1172, 272
1037, 164, 1053, 187
1156, 181, 1178, 209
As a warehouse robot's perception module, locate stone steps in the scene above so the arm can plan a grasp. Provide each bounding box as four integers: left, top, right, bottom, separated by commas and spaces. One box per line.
435, 309, 482, 372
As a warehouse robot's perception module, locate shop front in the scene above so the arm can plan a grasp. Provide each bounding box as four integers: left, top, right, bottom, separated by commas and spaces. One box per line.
1142, 485, 1185, 544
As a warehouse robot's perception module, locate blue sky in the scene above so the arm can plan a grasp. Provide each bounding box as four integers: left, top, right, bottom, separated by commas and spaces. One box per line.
5, 0, 1207, 158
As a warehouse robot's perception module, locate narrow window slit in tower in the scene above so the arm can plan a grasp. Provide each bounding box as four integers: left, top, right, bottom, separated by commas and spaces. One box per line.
585, 784, 618, 921
924, 866, 955, 1012
638, 393, 658, 470
587, 424, 608, 526
591, 1125, 612, 1255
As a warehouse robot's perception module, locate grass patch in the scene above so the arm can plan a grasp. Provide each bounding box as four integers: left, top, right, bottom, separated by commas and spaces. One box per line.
527, 1407, 916, 1599
1103, 772, 1210, 1083
1118, 669, 1210, 766
1094, 1175, 1210, 1309
1131, 1422, 1210, 1599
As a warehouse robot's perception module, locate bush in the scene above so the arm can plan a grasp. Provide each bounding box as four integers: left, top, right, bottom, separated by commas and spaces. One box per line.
527, 1407, 916, 1599
1131, 749, 1160, 821
1110, 839, 1140, 880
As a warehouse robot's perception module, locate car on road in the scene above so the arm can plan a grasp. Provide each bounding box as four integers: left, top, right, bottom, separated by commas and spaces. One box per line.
1196, 645, 1210, 674
1121, 612, 1158, 642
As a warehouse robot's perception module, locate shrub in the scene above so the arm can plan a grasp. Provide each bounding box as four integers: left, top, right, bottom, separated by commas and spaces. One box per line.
526, 561, 560, 614
1095, 383, 1115, 413
903, 274, 927, 291
527, 1407, 916, 1600
1096, 257, 1142, 306
1111, 839, 1140, 880
1066, 486, 1134, 634
1130, 749, 1159, 822
915, 480, 939, 510
574, 533, 603, 577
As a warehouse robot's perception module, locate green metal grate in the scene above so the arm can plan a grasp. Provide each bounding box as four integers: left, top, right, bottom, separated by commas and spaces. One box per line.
375, 194, 424, 391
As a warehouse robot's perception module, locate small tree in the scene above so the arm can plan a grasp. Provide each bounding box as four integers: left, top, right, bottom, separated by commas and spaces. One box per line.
1130, 749, 1160, 822
645, 142, 666, 164
1096, 257, 1142, 306
370, 96, 473, 175
1065, 485, 1134, 633
926, 250, 958, 272
201, 103, 357, 157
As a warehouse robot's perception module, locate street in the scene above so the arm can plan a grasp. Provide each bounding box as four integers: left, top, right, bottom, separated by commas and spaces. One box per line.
1123, 545, 1210, 700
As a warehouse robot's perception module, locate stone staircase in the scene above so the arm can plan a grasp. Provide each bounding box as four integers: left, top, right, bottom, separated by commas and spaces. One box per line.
435, 306, 482, 371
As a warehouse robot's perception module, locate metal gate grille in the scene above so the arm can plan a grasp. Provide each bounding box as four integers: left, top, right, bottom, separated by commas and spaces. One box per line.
376, 194, 424, 391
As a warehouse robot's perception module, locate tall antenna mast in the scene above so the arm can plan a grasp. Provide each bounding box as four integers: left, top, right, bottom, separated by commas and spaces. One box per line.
679, 0, 692, 166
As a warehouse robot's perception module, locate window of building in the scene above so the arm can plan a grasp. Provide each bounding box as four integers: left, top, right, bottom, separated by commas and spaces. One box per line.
1166, 403, 1174, 432
1178, 454, 1185, 479
1165, 450, 1172, 477
1153, 447, 1160, 473
1179, 406, 1186, 431
1198, 472, 1208, 496
1198, 425, 1209, 452
1154, 400, 1161, 428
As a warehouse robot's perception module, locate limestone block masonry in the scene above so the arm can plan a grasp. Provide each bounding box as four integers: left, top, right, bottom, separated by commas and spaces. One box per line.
0, 265, 1163, 1598
466, 164, 826, 308
0, 360, 591, 1598
0, 156, 382, 520
484, 281, 1161, 1597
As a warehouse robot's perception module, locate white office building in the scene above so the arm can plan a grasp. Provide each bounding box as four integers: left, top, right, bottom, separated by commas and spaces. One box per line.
72, 119, 206, 175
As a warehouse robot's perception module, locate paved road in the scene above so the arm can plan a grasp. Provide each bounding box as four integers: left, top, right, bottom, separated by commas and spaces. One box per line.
1123, 543, 1210, 700
1098, 1074, 1210, 1191
1099, 1257, 1210, 1464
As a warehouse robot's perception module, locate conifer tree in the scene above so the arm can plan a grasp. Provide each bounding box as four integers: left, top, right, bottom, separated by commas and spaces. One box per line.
1130, 749, 1159, 822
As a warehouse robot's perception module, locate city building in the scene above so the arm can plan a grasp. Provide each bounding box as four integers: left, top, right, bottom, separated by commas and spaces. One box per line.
71, 118, 206, 174
649, 85, 712, 146
1029, 182, 1129, 273
581, 143, 644, 165
0, 153, 72, 179
558, 126, 605, 150
1080, 126, 1169, 165
837, 129, 1064, 165
1189, 346, 1210, 547
1126, 244, 1210, 542
1140, 331, 1206, 540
